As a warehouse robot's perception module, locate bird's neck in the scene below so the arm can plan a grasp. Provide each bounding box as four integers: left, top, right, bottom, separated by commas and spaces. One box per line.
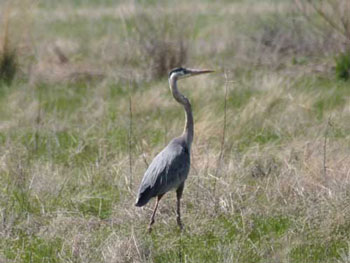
169, 77, 193, 147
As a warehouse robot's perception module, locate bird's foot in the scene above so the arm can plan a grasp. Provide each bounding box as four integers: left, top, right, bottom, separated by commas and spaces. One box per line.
147, 226, 153, 233
177, 217, 183, 231
148, 219, 155, 233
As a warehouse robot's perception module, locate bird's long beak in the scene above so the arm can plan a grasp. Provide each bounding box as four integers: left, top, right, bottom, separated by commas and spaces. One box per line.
188, 69, 215, 76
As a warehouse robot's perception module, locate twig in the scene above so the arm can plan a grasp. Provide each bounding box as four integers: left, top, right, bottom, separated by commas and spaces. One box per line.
215, 71, 229, 175
34, 85, 42, 152
307, 0, 347, 38
128, 95, 133, 190
323, 116, 332, 178
212, 71, 229, 197
131, 227, 142, 260
139, 139, 149, 168
178, 232, 183, 263
295, 0, 350, 43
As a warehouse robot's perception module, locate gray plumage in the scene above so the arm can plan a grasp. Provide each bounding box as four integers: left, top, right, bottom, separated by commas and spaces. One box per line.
135, 136, 190, 207
135, 67, 213, 232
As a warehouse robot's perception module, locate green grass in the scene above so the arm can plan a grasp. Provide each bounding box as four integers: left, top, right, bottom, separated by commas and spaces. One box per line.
4, 235, 65, 262
314, 92, 346, 119
292, 76, 350, 119
12, 130, 99, 165
146, 215, 292, 262
290, 240, 347, 263
38, 0, 118, 8
46, 16, 124, 41
248, 215, 291, 241
228, 88, 257, 109
37, 82, 88, 115
335, 51, 350, 81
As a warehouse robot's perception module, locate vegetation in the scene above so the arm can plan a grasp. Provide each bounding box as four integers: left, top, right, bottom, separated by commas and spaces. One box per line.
335, 51, 350, 81
0, 0, 350, 262
0, 10, 17, 85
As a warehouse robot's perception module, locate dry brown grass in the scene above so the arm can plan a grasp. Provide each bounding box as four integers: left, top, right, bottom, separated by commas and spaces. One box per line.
1, 0, 350, 262
295, 0, 350, 47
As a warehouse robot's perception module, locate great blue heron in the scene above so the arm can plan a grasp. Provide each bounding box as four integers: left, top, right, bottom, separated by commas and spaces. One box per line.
135, 67, 214, 232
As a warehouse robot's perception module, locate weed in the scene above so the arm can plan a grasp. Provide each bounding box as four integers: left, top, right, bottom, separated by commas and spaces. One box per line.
290, 240, 347, 263
0, 48, 17, 84
0, 10, 17, 84
133, 12, 188, 79
335, 51, 350, 81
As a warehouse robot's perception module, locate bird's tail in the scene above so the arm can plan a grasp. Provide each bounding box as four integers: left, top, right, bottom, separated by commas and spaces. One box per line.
135, 188, 152, 207
134, 197, 148, 207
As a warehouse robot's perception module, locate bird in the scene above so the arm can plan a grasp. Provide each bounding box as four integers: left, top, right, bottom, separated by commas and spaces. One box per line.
135, 67, 214, 232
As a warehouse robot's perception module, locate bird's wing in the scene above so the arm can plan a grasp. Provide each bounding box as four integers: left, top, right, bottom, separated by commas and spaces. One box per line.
135, 139, 190, 206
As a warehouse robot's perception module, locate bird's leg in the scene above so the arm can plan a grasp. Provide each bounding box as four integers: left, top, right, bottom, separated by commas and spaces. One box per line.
148, 194, 163, 233
176, 183, 185, 230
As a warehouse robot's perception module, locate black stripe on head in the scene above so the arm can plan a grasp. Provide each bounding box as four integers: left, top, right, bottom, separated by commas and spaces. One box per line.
168, 67, 188, 78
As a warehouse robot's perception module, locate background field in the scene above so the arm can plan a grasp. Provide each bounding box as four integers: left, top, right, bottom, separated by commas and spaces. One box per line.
0, 0, 350, 262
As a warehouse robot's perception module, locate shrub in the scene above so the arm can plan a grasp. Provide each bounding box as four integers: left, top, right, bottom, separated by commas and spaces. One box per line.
133, 12, 189, 79
0, 47, 17, 84
0, 10, 17, 84
335, 51, 350, 81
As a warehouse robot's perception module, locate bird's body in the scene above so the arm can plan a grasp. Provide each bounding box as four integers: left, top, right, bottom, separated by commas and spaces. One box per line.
135, 136, 190, 207
135, 67, 213, 232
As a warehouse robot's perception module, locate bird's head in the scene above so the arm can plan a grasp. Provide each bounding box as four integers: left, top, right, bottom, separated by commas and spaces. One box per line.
168, 67, 214, 80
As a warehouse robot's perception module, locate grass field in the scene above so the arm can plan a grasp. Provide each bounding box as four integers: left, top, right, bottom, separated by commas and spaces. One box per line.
1, 0, 350, 262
